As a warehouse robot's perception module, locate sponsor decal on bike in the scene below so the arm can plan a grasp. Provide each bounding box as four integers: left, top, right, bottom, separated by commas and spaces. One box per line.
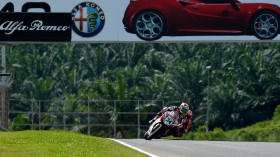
71, 1, 105, 37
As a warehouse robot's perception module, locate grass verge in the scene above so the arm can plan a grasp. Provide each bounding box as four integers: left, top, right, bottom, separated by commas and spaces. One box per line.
0, 130, 148, 157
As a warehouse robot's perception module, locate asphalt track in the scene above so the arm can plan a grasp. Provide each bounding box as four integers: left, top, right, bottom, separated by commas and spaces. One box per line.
117, 139, 280, 157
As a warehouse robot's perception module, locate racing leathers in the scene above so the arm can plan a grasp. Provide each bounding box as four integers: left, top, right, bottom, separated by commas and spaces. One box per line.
149, 106, 192, 137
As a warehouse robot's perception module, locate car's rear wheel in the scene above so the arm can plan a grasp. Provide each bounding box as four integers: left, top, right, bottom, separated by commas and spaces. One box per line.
134, 11, 165, 41
251, 11, 279, 40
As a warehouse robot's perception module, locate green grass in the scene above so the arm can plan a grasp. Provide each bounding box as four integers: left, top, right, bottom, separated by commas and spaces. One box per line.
224, 120, 280, 142
165, 121, 280, 142
167, 105, 280, 142
0, 130, 148, 157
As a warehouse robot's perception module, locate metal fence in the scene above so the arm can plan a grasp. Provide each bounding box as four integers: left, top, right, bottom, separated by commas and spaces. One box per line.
9, 99, 164, 138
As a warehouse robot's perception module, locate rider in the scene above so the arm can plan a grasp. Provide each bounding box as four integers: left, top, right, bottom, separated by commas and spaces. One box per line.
149, 102, 192, 137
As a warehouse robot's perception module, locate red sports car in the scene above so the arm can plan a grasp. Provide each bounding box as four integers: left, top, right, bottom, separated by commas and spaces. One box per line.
123, 0, 280, 41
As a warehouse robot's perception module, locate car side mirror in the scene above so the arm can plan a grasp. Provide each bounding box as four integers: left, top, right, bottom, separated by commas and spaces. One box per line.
230, 0, 239, 10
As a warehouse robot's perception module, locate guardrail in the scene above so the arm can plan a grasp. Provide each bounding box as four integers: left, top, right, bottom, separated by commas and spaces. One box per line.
9, 99, 165, 138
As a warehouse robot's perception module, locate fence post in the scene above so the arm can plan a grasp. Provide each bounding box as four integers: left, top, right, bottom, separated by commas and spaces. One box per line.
114, 101, 116, 138
63, 100, 66, 131
53, 103, 57, 130
137, 100, 140, 139
39, 101, 41, 130
87, 100, 90, 135
31, 100, 34, 130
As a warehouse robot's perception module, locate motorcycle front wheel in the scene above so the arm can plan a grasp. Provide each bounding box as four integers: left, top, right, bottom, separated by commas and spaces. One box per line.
144, 132, 149, 140
145, 123, 164, 140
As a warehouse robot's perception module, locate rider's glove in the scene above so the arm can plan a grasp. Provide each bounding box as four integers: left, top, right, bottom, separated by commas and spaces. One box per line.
149, 119, 154, 124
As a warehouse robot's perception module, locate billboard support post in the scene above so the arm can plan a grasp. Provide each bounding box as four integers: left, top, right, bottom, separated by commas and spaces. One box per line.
0, 45, 10, 130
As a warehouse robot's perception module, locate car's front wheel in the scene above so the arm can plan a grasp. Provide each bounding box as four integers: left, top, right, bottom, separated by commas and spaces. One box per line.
134, 11, 165, 41
251, 11, 279, 40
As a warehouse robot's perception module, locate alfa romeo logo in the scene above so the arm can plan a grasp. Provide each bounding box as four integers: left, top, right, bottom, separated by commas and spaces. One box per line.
71, 2, 105, 37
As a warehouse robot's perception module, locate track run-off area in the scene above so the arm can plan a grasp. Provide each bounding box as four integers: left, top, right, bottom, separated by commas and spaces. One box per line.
114, 139, 280, 157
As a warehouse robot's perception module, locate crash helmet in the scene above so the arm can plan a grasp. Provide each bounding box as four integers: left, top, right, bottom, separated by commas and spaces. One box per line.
179, 102, 190, 116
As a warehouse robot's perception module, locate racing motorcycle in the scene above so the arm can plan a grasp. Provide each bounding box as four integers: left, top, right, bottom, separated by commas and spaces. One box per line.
144, 110, 179, 140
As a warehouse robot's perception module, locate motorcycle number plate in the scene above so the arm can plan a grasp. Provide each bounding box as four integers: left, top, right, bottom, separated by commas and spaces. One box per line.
164, 116, 173, 125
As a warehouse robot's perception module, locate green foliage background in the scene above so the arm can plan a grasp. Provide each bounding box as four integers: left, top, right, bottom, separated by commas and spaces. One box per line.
178, 104, 280, 141
6, 43, 280, 137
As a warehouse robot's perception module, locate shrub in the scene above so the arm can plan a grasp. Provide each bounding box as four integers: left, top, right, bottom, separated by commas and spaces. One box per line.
273, 104, 280, 121
210, 128, 225, 141
193, 125, 207, 140
10, 114, 30, 131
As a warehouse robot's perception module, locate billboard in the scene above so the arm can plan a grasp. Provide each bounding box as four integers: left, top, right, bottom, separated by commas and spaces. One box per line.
1, 0, 280, 42
0, 13, 71, 42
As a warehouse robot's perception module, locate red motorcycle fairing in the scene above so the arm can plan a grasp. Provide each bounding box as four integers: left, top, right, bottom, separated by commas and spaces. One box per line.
145, 111, 179, 140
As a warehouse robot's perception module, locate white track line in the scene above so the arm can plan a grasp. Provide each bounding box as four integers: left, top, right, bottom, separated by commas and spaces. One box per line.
109, 138, 159, 157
